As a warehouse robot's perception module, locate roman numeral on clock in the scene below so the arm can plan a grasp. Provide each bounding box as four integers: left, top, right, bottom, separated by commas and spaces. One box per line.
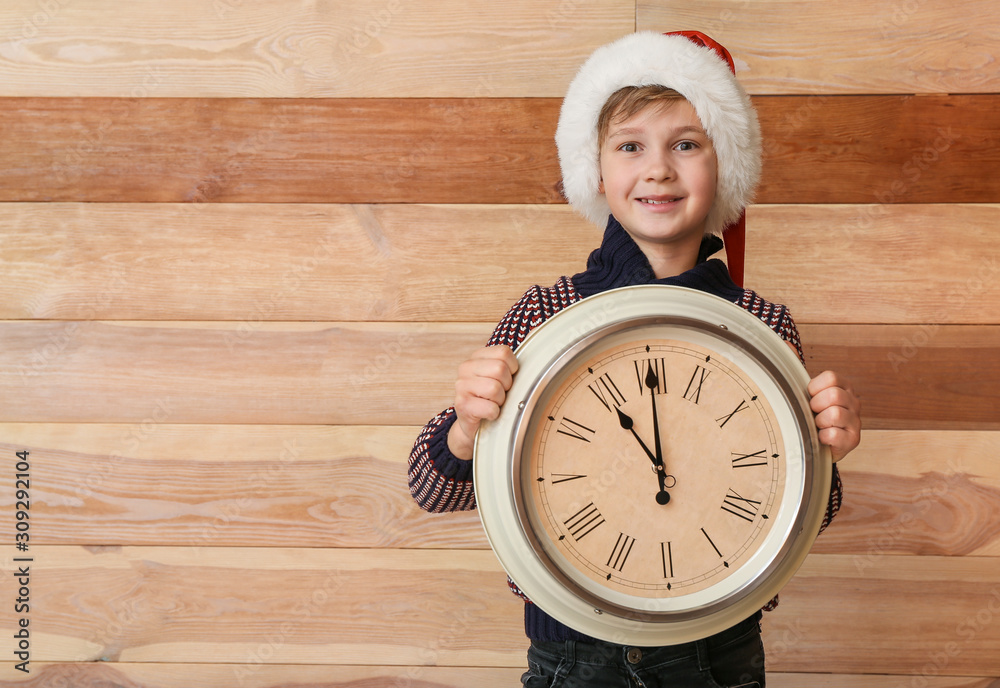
550, 473, 587, 484
661, 541, 674, 578
701, 527, 723, 558
716, 398, 750, 427
606, 533, 636, 573
563, 502, 605, 540
731, 449, 769, 468
634, 357, 667, 395
683, 365, 711, 404
588, 373, 627, 412
555, 417, 596, 442
721, 488, 762, 522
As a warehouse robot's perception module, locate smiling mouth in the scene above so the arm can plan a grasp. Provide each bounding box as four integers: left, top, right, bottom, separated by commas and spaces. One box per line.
638, 197, 682, 205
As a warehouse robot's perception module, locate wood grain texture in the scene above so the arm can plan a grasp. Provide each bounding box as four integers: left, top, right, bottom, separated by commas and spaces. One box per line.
816, 432, 1000, 558
766, 555, 1000, 676
4, 0, 996, 98
0, 203, 594, 322
1, 665, 998, 688
0, 548, 997, 675
745, 204, 1000, 326
640, 0, 1000, 94
0, 0, 633, 98
0, 664, 527, 687
2, 96, 997, 204
799, 324, 1000, 431
0, 424, 487, 549
2, 424, 997, 558
3, 203, 998, 325
0, 320, 488, 425
2, 321, 998, 428
0, 98, 564, 205
755, 95, 1000, 204
0, 547, 526, 666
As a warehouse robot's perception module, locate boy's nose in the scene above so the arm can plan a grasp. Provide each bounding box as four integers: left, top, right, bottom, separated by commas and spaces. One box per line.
645, 150, 675, 181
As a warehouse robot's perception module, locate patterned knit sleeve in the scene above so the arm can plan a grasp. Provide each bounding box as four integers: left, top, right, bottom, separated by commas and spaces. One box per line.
737, 291, 843, 534
773, 304, 843, 534
407, 280, 579, 513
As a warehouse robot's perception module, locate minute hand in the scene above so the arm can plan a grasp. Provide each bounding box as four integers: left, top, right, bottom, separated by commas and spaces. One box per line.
646, 366, 672, 505
647, 366, 666, 473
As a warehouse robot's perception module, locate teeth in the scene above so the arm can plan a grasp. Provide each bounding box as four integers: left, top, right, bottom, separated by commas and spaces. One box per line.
640, 198, 678, 204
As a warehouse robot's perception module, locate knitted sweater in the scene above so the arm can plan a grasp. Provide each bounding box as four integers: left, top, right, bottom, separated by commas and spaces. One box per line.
408, 216, 843, 641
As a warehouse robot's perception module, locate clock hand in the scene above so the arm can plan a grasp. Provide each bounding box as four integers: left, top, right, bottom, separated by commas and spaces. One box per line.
646, 367, 672, 505
614, 407, 658, 466
615, 404, 671, 505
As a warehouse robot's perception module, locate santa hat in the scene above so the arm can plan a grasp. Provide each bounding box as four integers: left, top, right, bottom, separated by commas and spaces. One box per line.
555, 31, 760, 286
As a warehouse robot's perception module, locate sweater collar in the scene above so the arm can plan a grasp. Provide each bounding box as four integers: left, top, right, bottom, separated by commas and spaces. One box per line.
571, 216, 743, 300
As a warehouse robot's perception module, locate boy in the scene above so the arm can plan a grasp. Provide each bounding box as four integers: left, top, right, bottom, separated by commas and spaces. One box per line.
409, 31, 861, 687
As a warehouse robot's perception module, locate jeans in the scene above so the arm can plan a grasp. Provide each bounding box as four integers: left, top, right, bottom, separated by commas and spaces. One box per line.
520, 612, 764, 688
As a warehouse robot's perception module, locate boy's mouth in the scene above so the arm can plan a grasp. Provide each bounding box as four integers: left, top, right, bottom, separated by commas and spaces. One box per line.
638, 197, 682, 205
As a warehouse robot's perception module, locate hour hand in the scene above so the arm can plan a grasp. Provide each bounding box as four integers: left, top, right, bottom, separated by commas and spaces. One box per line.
614, 407, 657, 466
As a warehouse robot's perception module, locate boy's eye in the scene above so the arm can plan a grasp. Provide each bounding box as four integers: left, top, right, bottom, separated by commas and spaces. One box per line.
618, 143, 639, 153
676, 141, 696, 151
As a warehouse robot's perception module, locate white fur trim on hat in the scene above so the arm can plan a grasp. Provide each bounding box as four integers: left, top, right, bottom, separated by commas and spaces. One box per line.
555, 31, 761, 237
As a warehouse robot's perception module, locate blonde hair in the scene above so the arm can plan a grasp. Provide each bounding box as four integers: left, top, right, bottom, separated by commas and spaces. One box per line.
596, 85, 687, 148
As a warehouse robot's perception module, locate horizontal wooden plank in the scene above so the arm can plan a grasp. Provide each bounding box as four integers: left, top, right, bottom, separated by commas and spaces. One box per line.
816, 431, 1000, 558
745, 204, 1000, 326
3, 0, 996, 98
755, 95, 1000, 205
0, 0, 633, 98
0, 98, 564, 205
766, 554, 1000, 676
799, 324, 1000, 431
640, 0, 1000, 94
0, 320, 490, 425
2, 424, 997, 558
0, 547, 526, 666
1, 95, 997, 204
2, 322, 998, 429
0, 203, 593, 323
1, 665, 997, 688
0, 548, 997, 676
0, 664, 526, 686
0, 424, 486, 549
2, 203, 998, 325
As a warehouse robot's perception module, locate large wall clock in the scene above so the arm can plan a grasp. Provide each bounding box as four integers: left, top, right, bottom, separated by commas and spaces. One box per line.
474, 285, 830, 645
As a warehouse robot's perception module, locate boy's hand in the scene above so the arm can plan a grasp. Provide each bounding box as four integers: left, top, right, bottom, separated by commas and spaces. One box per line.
447, 345, 519, 461
807, 370, 861, 462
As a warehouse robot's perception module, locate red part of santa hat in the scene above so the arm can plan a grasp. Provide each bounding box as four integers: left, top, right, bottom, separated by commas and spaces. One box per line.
555, 31, 759, 287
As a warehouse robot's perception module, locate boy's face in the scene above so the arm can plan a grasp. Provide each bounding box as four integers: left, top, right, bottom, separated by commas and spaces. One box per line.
598, 100, 717, 262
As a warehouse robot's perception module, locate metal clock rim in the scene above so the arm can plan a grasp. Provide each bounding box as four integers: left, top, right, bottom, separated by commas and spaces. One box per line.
474, 285, 831, 645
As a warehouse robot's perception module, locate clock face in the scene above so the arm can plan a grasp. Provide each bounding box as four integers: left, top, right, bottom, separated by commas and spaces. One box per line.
522, 329, 786, 603
475, 286, 829, 644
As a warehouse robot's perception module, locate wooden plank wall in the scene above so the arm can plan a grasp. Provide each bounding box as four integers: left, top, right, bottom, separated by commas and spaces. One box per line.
1, 0, 998, 685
